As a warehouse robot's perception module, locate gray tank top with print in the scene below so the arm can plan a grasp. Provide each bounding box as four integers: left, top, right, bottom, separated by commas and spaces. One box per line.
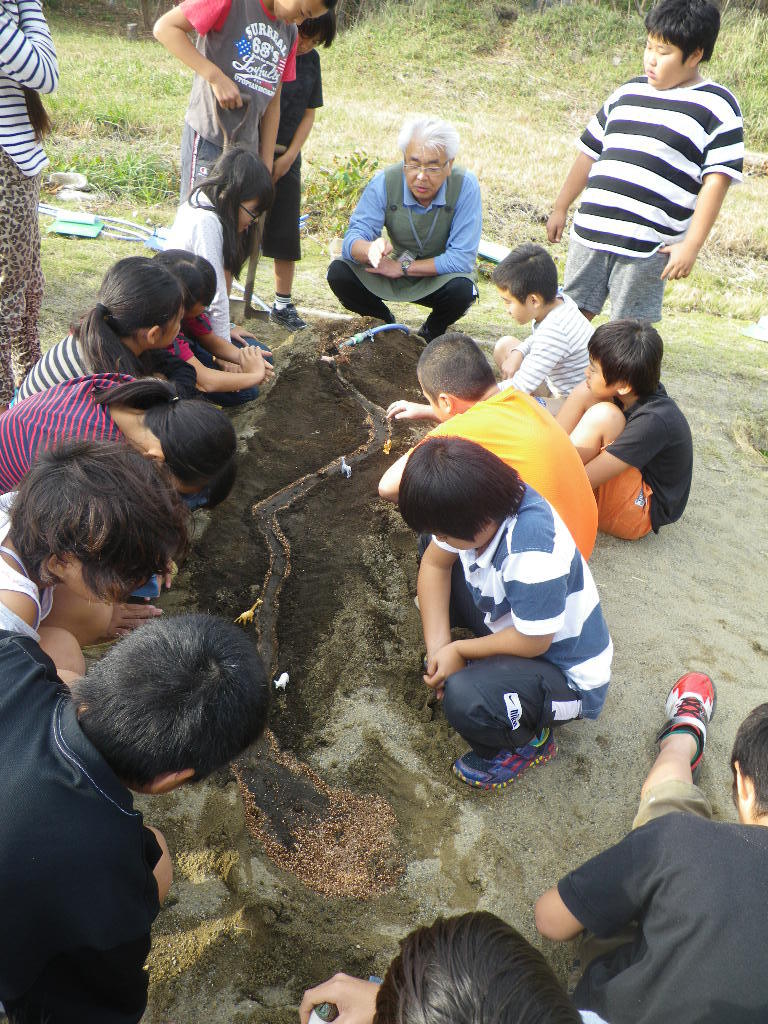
185, 0, 297, 151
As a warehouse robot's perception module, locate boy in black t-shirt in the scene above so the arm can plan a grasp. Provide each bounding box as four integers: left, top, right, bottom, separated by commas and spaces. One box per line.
0, 615, 269, 1024
263, 11, 336, 332
536, 674, 768, 1024
556, 319, 692, 539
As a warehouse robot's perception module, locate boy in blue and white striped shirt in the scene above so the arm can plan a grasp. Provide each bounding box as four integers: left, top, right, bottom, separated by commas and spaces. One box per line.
546, 0, 743, 324
399, 436, 612, 791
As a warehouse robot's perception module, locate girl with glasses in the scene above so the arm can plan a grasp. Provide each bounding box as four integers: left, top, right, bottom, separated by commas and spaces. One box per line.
167, 146, 274, 347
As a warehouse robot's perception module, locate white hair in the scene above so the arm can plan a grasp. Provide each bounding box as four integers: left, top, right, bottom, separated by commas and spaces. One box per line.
397, 116, 460, 160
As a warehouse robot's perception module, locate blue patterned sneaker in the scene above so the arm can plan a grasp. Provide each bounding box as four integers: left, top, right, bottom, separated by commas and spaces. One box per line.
452, 729, 557, 791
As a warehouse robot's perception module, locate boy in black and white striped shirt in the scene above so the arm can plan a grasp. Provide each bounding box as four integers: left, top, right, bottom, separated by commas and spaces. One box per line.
547, 0, 743, 324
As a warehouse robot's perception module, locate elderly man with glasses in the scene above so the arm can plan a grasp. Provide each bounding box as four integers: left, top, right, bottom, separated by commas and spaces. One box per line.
327, 115, 482, 342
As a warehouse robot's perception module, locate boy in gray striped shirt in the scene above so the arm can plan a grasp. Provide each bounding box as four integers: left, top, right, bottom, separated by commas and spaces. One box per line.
546, 0, 743, 323
492, 243, 592, 408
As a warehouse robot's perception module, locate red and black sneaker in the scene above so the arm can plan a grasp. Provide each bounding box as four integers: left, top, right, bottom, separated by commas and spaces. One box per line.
656, 672, 717, 779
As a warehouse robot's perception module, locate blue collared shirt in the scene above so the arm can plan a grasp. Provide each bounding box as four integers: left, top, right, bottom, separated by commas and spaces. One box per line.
341, 167, 482, 275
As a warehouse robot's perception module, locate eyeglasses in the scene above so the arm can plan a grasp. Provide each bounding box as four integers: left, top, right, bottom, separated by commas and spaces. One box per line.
240, 203, 261, 223
403, 160, 449, 177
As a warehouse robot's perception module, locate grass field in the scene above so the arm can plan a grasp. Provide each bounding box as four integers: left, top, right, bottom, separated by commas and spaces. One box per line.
39, 0, 767, 405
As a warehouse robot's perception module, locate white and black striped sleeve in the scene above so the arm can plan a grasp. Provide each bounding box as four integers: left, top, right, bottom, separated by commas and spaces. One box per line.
0, 0, 58, 92
17, 337, 86, 402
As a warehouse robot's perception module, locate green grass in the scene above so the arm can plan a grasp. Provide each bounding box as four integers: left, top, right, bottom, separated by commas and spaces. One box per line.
39, 0, 768, 354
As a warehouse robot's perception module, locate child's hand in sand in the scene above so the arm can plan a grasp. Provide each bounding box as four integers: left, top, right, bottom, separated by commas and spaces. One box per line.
424, 642, 466, 697
107, 601, 163, 638
240, 345, 275, 383
367, 236, 392, 269
299, 974, 378, 1024
385, 399, 435, 421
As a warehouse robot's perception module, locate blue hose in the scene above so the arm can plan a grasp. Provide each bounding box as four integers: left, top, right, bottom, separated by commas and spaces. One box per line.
339, 323, 412, 348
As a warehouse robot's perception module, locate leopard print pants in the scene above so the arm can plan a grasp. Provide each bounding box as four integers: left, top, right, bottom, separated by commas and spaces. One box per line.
0, 145, 43, 405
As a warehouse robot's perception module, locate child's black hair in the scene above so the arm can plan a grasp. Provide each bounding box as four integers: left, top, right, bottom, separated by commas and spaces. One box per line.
299, 8, 336, 46
190, 146, 274, 279
399, 437, 526, 542
417, 333, 497, 403
491, 243, 558, 304
92, 378, 237, 504
72, 613, 270, 787
375, 912, 581, 1024
645, 0, 720, 62
731, 704, 768, 817
8, 440, 189, 601
75, 257, 183, 377
154, 249, 217, 310
588, 320, 663, 397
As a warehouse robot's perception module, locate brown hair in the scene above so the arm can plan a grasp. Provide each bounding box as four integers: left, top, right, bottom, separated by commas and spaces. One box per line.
23, 89, 51, 141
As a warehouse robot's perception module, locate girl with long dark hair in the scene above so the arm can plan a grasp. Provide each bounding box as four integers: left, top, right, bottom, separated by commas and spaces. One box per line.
167, 145, 274, 342
17, 257, 196, 401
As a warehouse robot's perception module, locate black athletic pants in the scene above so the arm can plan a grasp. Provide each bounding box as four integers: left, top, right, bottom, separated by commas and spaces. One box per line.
421, 539, 581, 759
326, 259, 476, 341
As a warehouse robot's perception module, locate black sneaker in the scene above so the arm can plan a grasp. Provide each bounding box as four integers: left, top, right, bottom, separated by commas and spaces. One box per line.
270, 303, 307, 331
416, 322, 433, 344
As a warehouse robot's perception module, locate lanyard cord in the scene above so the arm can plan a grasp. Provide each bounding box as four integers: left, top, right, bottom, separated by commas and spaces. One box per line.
406, 203, 442, 255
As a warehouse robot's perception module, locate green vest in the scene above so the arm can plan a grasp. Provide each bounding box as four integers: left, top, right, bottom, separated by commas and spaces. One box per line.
344, 163, 476, 304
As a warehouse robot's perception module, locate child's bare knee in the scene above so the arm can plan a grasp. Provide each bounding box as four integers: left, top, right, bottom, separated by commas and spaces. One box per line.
493, 335, 518, 366
147, 826, 173, 903
582, 401, 626, 442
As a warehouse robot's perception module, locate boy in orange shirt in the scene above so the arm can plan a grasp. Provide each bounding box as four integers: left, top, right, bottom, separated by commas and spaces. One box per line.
379, 332, 597, 559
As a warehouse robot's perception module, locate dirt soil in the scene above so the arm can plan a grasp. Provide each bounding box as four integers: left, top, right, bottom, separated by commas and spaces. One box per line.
142, 317, 768, 1024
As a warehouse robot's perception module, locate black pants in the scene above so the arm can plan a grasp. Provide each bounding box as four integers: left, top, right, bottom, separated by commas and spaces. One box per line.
420, 539, 581, 759
326, 259, 476, 341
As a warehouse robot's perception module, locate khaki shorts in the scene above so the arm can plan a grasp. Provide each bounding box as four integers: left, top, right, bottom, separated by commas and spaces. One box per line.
632, 777, 713, 830
596, 466, 653, 540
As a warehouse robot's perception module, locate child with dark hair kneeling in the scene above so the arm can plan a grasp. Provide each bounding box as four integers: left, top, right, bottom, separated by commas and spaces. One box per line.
0, 440, 189, 679
557, 319, 692, 540
0, 611, 269, 1024
301, 910, 597, 1024
154, 249, 274, 405
398, 436, 612, 791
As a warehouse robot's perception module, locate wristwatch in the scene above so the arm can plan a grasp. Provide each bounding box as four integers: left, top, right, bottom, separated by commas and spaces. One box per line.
399, 253, 413, 275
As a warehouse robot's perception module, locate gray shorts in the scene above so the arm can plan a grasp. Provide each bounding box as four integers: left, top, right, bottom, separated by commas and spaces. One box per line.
564, 236, 668, 323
